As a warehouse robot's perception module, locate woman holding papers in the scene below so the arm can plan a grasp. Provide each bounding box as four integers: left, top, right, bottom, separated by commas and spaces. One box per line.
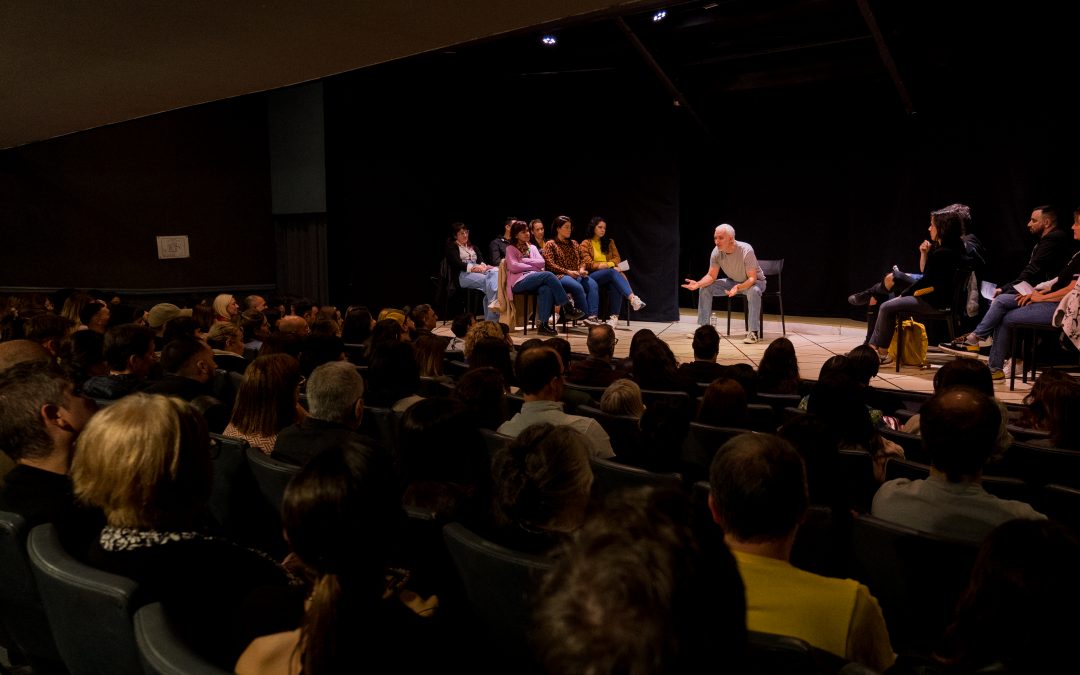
579, 216, 646, 322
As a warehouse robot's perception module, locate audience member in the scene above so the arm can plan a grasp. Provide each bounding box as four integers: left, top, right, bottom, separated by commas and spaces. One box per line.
538, 336, 593, 412
697, 378, 749, 429
466, 336, 514, 386
364, 340, 423, 412
146, 303, 192, 337
207, 322, 250, 374
212, 294, 240, 324
413, 333, 451, 381
453, 366, 508, 430
341, 307, 374, 346
143, 338, 217, 401
462, 320, 503, 361
1018, 368, 1073, 430
56, 330, 108, 388
1027, 376, 1080, 450
497, 347, 614, 458
566, 323, 623, 387
223, 354, 306, 454
73, 394, 302, 669
0, 362, 101, 545
534, 486, 746, 674
161, 315, 203, 344
79, 300, 110, 334
272, 361, 377, 467
490, 424, 594, 554
236, 444, 423, 675
872, 387, 1045, 544
240, 308, 270, 356
678, 324, 728, 385
397, 398, 492, 524
25, 313, 75, 359
756, 336, 801, 395
936, 519, 1080, 673
244, 295, 267, 313
297, 334, 346, 378
600, 378, 645, 417
709, 433, 894, 670
0, 338, 50, 371
446, 313, 474, 354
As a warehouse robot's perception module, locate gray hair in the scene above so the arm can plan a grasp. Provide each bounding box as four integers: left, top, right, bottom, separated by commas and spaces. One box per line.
715, 223, 735, 238
0, 361, 68, 461
306, 361, 364, 423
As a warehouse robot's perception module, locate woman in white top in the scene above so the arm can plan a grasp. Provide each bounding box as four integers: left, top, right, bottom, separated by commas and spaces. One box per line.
444, 222, 500, 320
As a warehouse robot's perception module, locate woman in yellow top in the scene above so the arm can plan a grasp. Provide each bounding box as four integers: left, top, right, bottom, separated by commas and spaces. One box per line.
579, 217, 646, 321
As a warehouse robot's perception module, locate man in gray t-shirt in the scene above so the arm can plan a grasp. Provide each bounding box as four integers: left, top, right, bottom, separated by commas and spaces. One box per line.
681, 224, 766, 344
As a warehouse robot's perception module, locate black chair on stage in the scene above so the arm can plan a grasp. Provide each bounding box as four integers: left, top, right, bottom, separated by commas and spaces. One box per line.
891, 267, 972, 372
714, 258, 786, 338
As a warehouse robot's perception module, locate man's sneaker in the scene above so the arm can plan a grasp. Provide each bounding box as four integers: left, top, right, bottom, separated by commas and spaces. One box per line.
607, 315, 620, 326
583, 315, 603, 326
629, 295, 646, 311
878, 352, 894, 365
537, 323, 558, 336
742, 331, 759, 344
990, 369, 1006, 381
848, 289, 874, 306
563, 307, 586, 322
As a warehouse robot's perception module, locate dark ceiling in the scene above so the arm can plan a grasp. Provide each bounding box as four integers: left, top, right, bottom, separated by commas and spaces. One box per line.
4, 0, 1075, 150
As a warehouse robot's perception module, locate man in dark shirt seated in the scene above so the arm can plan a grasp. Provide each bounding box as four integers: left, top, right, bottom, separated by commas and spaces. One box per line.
677, 324, 727, 385
272, 361, 379, 467
566, 324, 624, 388
0, 361, 103, 545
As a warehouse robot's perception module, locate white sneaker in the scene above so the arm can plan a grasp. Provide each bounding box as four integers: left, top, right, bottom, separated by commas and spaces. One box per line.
607, 315, 620, 326
629, 295, 646, 311
742, 331, 759, 344
488, 299, 501, 311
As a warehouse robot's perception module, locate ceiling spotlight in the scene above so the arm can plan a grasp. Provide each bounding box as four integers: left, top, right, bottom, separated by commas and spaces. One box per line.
541, 35, 557, 46
652, 10, 667, 22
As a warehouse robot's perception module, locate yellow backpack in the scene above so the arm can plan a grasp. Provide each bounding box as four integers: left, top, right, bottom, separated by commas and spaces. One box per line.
887, 319, 928, 366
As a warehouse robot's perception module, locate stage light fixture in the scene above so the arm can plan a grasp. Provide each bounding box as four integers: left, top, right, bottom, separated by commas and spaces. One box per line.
652, 10, 667, 22
541, 35, 557, 46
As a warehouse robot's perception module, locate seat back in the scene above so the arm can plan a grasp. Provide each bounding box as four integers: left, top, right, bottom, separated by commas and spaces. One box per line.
755, 392, 802, 415
442, 522, 552, 664
589, 455, 681, 499
757, 258, 784, 292
681, 423, 752, 483
363, 406, 401, 451
0, 511, 65, 673
133, 602, 231, 675
849, 515, 977, 653
837, 449, 877, 513
879, 427, 930, 463
563, 382, 608, 402
27, 523, 143, 675
506, 393, 525, 416
746, 403, 778, 432
745, 629, 847, 675
479, 428, 515, 458
1038, 484, 1080, 534
1003, 441, 1080, 488
245, 447, 300, 514
576, 405, 645, 463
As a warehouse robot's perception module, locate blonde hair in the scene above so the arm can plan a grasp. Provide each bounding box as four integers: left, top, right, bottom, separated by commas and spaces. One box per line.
212, 294, 235, 319
463, 320, 504, 359
600, 379, 645, 417
72, 394, 211, 529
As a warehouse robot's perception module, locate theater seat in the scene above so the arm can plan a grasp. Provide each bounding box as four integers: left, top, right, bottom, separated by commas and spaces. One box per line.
27, 523, 142, 675
245, 446, 300, 514
0, 511, 65, 674
134, 602, 230, 675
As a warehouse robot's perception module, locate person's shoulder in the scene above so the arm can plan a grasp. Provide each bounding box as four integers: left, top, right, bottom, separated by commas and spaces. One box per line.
235, 628, 301, 675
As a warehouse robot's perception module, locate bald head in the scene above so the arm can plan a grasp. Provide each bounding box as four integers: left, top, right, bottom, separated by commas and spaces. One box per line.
921, 387, 1001, 481
0, 340, 50, 372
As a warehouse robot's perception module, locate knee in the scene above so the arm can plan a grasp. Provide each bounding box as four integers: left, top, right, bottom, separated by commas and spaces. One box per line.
746, 285, 762, 298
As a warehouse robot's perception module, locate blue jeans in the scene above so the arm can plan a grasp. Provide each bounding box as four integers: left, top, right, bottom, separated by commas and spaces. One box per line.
590, 268, 633, 315
869, 295, 936, 349
512, 271, 567, 325
697, 279, 765, 333
977, 294, 1058, 371
459, 269, 500, 321
558, 275, 599, 316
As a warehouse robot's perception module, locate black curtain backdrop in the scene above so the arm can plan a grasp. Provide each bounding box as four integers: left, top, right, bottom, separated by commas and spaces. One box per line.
324, 56, 681, 320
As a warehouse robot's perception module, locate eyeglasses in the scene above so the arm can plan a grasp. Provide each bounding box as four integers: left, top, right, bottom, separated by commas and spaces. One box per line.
297, 376, 307, 389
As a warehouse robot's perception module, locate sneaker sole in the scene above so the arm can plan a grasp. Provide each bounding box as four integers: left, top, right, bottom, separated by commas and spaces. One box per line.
939, 344, 982, 358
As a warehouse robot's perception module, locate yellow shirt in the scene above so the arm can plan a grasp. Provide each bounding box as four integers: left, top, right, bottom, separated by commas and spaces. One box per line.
733, 549, 895, 671
590, 239, 608, 264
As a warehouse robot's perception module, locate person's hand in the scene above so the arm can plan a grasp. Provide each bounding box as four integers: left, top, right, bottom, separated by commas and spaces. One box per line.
579, 267, 588, 277
919, 240, 931, 254
993, 287, 1002, 298
567, 270, 580, 279
1017, 293, 1034, 307
726, 287, 739, 298
682, 278, 700, 291
609, 262, 616, 268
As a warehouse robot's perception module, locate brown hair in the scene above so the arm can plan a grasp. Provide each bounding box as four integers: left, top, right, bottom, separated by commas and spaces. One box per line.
228, 354, 302, 437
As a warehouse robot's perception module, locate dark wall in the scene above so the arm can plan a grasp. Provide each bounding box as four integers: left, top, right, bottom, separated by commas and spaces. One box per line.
0, 97, 274, 291
324, 57, 682, 319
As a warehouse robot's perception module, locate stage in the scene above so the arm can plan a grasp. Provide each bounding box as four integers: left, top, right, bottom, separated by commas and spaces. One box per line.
438, 310, 1035, 405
